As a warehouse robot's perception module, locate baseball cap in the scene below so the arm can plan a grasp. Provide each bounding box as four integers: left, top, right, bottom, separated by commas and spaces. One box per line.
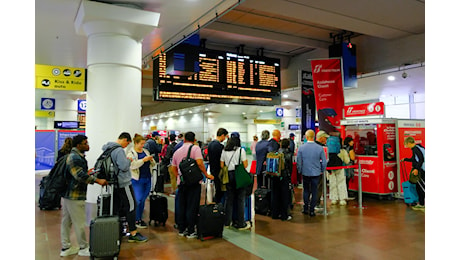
289, 133, 295, 137
151, 131, 160, 137
231, 132, 240, 139
316, 130, 329, 139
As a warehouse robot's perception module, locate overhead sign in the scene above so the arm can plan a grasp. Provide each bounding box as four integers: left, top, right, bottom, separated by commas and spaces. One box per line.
35, 110, 55, 118
344, 102, 384, 117
254, 119, 281, 124
41, 98, 55, 110
54, 121, 80, 129
35, 64, 86, 91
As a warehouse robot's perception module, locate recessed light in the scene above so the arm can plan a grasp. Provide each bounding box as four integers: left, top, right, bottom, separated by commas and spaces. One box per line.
387, 75, 395, 81
283, 94, 288, 98
225, 104, 230, 108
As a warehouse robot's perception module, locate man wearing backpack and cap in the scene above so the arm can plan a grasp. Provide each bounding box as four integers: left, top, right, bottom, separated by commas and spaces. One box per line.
144, 131, 162, 163
403, 137, 425, 211
60, 135, 108, 257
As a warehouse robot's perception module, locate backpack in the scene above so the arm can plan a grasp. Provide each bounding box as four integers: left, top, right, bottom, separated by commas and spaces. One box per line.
94, 146, 119, 183
202, 145, 209, 162
38, 154, 69, 210
179, 145, 204, 185
164, 141, 177, 163
265, 152, 285, 177
326, 135, 341, 154
414, 145, 425, 171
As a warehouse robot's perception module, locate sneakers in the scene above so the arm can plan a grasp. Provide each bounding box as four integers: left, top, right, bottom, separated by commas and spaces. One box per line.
339, 200, 347, 206
237, 223, 251, 230
136, 220, 148, 229
128, 232, 148, 243
331, 200, 338, 205
186, 232, 198, 239
78, 247, 90, 257
60, 246, 79, 257
178, 230, 188, 237
314, 205, 323, 211
412, 204, 425, 211
282, 216, 293, 221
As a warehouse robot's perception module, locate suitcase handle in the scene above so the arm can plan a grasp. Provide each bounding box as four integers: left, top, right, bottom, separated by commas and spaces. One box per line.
99, 184, 114, 216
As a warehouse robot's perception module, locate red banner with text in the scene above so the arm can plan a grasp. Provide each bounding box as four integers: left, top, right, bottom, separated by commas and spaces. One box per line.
344, 102, 385, 117
311, 58, 345, 132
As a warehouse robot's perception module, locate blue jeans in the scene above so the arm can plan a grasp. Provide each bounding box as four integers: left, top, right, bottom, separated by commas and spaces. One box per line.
302, 175, 320, 213
131, 177, 151, 221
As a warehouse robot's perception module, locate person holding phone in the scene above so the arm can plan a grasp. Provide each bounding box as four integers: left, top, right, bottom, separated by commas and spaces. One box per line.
127, 134, 156, 229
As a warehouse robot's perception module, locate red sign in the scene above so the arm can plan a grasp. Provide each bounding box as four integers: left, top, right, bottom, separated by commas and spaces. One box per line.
344, 102, 384, 117
157, 130, 168, 137
311, 58, 345, 132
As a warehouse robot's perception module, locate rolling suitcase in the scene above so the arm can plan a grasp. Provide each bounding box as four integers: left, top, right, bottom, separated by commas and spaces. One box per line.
197, 180, 225, 241
255, 175, 271, 215
150, 167, 168, 226
89, 184, 121, 260
400, 161, 419, 205
149, 193, 168, 226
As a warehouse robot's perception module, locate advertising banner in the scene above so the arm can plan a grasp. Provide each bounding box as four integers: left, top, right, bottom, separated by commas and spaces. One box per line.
57, 130, 85, 152
310, 58, 345, 133
349, 156, 380, 193
396, 120, 425, 193
35, 64, 86, 91
35, 130, 56, 170
299, 70, 315, 138
344, 102, 384, 117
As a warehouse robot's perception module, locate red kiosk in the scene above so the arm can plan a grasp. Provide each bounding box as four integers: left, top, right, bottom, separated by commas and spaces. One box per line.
341, 118, 397, 197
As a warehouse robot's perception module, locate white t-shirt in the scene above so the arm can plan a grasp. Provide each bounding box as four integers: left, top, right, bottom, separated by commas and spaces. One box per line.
220, 148, 247, 171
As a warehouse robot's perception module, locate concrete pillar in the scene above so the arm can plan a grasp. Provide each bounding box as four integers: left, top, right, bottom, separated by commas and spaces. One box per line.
74, 0, 160, 212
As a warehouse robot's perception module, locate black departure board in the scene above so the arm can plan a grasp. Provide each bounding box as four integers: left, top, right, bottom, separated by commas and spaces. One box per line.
153, 48, 281, 106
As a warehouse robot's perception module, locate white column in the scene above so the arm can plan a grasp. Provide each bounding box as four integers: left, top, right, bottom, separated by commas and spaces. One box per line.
74, 1, 160, 213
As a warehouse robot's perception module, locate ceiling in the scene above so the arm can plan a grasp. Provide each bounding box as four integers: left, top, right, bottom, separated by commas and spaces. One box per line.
35, 0, 425, 117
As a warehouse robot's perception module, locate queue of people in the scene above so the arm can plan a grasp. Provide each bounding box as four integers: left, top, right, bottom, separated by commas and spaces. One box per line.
55, 127, 424, 257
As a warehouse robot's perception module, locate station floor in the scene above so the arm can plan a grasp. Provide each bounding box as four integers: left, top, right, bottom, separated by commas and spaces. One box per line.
35, 174, 425, 260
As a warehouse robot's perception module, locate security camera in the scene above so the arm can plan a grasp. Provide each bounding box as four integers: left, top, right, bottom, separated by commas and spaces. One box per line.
402, 72, 408, 79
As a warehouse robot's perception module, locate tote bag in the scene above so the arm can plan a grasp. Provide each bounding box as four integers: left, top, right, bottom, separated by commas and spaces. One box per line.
235, 148, 253, 189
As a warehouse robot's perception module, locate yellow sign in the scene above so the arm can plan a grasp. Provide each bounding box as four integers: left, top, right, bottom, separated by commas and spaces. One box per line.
253, 119, 281, 124
35, 64, 86, 91
35, 110, 55, 118
150, 126, 157, 131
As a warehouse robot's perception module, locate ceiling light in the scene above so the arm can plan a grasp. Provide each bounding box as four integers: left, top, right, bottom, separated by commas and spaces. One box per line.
225, 104, 230, 108
387, 75, 395, 81
283, 94, 288, 98
188, 110, 192, 113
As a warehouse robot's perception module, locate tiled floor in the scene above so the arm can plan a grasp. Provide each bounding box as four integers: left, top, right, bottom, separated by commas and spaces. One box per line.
35, 174, 425, 260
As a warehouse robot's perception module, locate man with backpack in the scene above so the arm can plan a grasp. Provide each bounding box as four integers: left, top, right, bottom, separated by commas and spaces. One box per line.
403, 137, 425, 211
164, 133, 178, 194
60, 135, 108, 257
101, 132, 148, 243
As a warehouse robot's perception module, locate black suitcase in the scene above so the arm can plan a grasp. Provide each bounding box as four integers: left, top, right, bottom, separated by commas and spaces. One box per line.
197, 203, 225, 241
90, 184, 121, 259
149, 193, 168, 226
197, 181, 225, 241
255, 175, 271, 215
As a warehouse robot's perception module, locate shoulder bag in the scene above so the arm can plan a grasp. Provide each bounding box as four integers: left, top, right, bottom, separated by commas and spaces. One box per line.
179, 145, 204, 185
235, 148, 253, 189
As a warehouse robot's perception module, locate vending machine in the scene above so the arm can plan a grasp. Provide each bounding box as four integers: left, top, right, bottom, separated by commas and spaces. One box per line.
340, 118, 397, 196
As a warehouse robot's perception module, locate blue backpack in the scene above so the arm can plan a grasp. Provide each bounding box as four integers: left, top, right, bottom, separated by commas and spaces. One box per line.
326, 136, 341, 154
414, 145, 425, 171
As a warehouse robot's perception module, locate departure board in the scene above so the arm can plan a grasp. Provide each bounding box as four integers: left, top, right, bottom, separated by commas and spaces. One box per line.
153, 48, 281, 106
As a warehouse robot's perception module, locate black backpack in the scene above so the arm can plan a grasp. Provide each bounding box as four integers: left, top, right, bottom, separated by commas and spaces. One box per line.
179, 145, 204, 185
94, 146, 119, 183
38, 154, 69, 210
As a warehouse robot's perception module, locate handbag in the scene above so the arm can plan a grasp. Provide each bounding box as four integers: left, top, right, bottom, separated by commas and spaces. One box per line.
409, 169, 421, 184
235, 148, 253, 189
219, 151, 237, 191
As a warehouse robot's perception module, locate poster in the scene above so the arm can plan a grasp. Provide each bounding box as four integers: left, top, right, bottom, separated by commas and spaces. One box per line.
310, 58, 345, 133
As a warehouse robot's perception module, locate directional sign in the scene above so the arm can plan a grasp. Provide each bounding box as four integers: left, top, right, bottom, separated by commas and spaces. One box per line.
275, 107, 284, 117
